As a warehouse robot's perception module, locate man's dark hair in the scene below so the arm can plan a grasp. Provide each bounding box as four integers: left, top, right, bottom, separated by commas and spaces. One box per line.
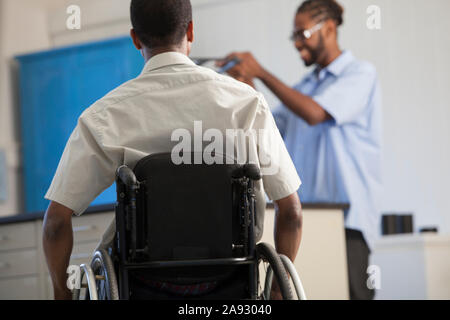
297, 0, 344, 27
130, 0, 192, 48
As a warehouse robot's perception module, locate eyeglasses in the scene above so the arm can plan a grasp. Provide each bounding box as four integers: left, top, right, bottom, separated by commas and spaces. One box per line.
290, 21, 325, 42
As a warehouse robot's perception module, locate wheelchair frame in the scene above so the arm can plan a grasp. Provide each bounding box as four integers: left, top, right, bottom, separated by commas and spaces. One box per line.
75, 155, 304, 300
114, 163, 262, 300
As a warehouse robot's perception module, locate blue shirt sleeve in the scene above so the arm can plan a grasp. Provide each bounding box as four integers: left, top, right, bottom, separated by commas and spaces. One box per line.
313, 63, 378, 126
271, 105, 288, 139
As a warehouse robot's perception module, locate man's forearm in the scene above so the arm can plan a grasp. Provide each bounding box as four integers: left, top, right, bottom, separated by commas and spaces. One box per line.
273, 205, 302, 263
258, 69, 330, 126
43, 212, 74, 300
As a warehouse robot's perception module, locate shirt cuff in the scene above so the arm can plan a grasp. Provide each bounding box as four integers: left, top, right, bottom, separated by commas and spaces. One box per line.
265, 178, 301, 202
44, 190, 89, 216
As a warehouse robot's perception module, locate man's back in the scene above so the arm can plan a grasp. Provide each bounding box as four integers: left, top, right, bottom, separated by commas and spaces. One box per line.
45, 52, 301, 241
89, 52, 262, 169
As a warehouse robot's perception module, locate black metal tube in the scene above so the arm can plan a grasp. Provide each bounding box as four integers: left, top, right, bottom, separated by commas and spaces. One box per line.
123, 257, 254, 270
129, 185, 137, 261
242, 179, 249, 255
247, 178, 257, 299
115, 182, 129, 300
116, 165, 137, 187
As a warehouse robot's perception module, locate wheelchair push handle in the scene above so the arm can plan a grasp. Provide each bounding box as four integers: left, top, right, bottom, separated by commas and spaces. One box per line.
116, 165, 138, 187
244, 164, 262, 181
232, 164, 262, 181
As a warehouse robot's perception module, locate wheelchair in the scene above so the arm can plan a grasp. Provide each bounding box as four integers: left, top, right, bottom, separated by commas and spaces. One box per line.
73, 153, 306, 300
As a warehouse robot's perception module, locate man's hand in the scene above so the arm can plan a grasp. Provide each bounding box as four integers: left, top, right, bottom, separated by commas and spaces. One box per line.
238, 77, 256, 89
219, 51, 331, 126
54, 288, 73, 300
43, 201, 74, 300
217, 52, 265, 83
270, 281, 283, 300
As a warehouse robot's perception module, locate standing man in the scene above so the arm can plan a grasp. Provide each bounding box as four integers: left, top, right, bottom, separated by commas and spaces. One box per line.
221, 0, 382, 300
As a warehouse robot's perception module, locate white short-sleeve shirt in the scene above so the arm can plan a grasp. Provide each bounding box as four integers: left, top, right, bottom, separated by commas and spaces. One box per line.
45, 52, 301, 241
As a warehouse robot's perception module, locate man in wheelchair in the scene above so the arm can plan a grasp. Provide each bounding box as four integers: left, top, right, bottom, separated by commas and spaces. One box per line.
43, 0, 303, 300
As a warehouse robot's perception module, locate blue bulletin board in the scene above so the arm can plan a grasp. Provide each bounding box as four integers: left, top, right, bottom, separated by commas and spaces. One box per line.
0, 150, 6, 202
16, 36, 144, 213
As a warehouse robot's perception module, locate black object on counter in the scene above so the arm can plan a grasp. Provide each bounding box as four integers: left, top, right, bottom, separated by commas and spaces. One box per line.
419, 227, 439, 234
382, 215, 397, 235
398, 215, 414, 234
382, 214, 414, 235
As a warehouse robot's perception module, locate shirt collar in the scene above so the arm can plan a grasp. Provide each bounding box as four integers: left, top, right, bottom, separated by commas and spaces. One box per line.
141, 51, 197, 74
305, 50, 354, 81
325, 50, 354, 76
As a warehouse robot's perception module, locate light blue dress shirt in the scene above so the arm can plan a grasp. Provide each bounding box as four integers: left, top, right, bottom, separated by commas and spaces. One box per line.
273, 51, 383, 249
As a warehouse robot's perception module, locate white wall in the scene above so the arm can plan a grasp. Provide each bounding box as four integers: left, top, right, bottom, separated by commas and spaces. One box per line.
1, 0, 449, 236
0, 0, 53, 215
48, 0, 131, 46
191, 0, 450, 234
339, 0, 450, 235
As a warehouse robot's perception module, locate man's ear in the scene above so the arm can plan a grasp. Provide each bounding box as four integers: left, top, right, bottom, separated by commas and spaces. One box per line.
187, 21, 194, 43
324, 19, 336, 39
130, 29, 142, 50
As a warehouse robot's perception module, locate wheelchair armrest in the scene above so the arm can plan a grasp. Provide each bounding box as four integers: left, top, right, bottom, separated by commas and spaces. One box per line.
116, 165, 138, 187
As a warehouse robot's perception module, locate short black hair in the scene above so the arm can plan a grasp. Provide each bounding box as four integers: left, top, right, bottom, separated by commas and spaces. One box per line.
297, 0, 344, 27
130, 0, 192, 48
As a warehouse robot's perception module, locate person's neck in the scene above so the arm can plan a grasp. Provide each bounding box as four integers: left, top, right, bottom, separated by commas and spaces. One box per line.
142, 45, 188, 64
317, 45, 343, 69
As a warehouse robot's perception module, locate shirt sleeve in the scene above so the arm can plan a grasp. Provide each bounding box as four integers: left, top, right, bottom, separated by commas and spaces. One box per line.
45, 110, 119, 216
313, 63, 378, 126
253, 94, 301, 201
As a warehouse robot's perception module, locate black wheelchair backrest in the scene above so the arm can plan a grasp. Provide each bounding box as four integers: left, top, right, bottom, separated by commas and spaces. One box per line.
133, 153, 243, 261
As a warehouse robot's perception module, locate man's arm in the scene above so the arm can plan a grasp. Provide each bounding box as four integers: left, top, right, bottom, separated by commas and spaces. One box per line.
258, 69, 332, 126
220, 52, 331, 126
268, 192, 302, 299
273, 193, 303, 263
42, 201, 74, 300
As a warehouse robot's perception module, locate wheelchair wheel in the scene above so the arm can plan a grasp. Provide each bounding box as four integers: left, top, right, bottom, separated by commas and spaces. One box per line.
256, 243, 294, 300
90, 249, 119, 300
72, 264, 98, 300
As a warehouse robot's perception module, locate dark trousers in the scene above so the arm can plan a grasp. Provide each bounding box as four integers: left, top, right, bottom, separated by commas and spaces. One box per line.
345, 228, 375, 300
